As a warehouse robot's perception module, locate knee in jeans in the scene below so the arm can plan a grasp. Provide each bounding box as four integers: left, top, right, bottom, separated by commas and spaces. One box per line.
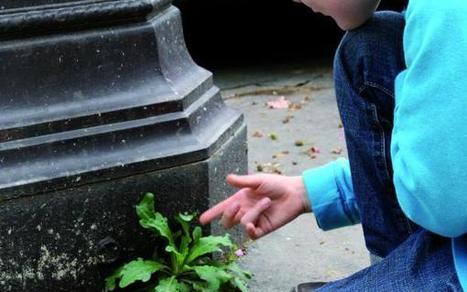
334, 11, 404, 69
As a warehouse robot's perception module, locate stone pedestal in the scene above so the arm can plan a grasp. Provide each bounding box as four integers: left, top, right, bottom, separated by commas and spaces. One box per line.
0, 1, 246, 290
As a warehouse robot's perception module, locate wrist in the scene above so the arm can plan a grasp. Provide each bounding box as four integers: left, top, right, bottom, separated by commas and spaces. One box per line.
291, 176, 311, 213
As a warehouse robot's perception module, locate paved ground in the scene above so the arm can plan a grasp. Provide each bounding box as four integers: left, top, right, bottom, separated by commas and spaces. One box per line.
213, 61, 370, 292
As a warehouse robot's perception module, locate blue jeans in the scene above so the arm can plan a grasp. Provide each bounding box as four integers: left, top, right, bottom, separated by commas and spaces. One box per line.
318, 12, 462, 291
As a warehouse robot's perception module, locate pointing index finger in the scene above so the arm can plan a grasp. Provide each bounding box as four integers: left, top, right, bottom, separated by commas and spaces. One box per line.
199, 194, 239, 225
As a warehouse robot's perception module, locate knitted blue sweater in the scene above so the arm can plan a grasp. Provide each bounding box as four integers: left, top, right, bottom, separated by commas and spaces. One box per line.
302, 0, 467, 289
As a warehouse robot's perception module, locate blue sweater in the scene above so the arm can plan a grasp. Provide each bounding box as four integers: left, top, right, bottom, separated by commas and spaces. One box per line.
302, 0, 467, 289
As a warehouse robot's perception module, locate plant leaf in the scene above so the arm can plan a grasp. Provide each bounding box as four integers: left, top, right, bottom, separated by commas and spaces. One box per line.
136, 193, 156, 222
230, 277, 249, 292
178, 213, 195, 222
136, 193, 174, 246
225, 262, 252, 292
104, 266, 122, 291
175, 213, 193, 239
165, 245, 181, 255
187, 234, 233, 264
118, 258, 165, 288
155, 276, 189, 292
192, 226, 202, 243
226, 262, 252, 280
193, 265, 232, 291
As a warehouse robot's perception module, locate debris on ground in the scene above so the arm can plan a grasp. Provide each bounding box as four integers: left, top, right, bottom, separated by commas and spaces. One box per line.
294, 140, 305, 147
272, 151, 289, 159
222, 84, 331, 100
311, 146, 321, 153
252, 131, 264, 138
288, 102, 303, 111
282, 115, 295, 124
331, 147, 344, 155
306, 146, 321, 159
256, 162, 282, 174
269, 133, 278, 140
267, 96, 290, 109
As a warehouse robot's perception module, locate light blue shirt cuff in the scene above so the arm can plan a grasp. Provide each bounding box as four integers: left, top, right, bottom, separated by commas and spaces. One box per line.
302, 159, 360, 231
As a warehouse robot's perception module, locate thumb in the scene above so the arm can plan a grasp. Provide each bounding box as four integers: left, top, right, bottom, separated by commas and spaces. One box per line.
227, 174, 263, 189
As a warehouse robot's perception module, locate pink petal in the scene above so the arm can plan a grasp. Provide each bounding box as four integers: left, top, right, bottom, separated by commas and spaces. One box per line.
267, 96, 290, 109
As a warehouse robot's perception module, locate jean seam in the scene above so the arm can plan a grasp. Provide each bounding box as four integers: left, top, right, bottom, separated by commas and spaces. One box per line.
363, 83, 415, 235
368, 102, 393, 184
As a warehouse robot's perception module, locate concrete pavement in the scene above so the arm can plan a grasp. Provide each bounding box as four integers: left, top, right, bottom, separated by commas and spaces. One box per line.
213, 61, 370, 292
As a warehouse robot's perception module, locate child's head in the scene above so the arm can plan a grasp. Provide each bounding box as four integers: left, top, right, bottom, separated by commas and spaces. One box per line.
295, 0, 381, 30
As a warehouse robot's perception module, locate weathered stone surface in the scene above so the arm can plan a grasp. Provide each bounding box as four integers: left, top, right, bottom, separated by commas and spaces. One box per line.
0, 0, 246, 290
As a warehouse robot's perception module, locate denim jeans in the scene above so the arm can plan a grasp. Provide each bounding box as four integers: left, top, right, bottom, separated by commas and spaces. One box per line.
318, 11, 462, 291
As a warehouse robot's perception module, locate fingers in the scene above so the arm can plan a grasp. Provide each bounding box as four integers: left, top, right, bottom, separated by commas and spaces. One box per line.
201, 174, 265, 225
227, 174, 263, 189
220, 201, 241, 229
199, 194, 239, 225
240, 197, 271, 226
241, 197, 272, 240
246, 222, 267, 240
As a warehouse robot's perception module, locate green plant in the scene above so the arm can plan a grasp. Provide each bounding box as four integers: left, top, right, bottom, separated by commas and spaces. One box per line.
105, 193, 252, 292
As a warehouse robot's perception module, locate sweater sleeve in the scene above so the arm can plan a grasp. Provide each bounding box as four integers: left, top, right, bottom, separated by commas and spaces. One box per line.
391, 0, 467, 238
302, 158, 360, 231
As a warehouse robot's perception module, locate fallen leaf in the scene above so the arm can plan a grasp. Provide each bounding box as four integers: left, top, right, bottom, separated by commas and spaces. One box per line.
331, 147, 344, 155
288, 103, 303, 111
269, 133, 278, 141
295, 140, 305, 147
272, 151, 289, 159
282, 115, 295, 124
306, 146, 320, 159
252, 131, 264, 138
267, 96, 290, 109
256, 163, 282, 174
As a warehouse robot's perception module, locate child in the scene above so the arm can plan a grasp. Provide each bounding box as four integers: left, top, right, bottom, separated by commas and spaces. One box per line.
200, 0, 467, 290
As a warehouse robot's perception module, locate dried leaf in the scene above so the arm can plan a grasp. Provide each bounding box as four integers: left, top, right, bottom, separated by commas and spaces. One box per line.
331, 147, 344, 155
288, 103, 303, 111
294, 140, 304, 147
267, 96, 290, 109
272, 151, 289, 159
252, 131, 264, 138
306, 146, 320, 159
256, 163, 282, 174
282, 115, 294, 124
311, 146, 321, 154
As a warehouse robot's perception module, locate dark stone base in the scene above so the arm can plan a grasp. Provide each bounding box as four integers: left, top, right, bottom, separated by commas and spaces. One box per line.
0, 125, 246, 291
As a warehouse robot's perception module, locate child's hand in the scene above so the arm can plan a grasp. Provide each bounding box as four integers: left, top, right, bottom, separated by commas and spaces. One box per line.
200, 174, 310, 240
